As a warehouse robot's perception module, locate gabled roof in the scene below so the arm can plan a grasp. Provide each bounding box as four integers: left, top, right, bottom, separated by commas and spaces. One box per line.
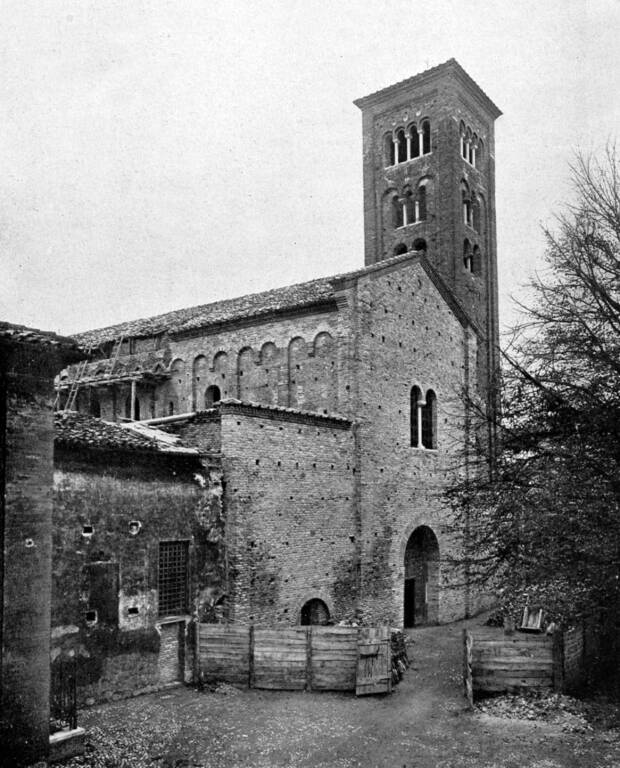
54, 412, 199, 455
353, 58, 502, 120
72, 251, 422, 346
0, 321, 83, 357
71, 250, 478, 348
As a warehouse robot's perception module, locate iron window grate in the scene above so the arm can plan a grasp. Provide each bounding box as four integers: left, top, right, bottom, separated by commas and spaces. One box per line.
158, 540, 189, 616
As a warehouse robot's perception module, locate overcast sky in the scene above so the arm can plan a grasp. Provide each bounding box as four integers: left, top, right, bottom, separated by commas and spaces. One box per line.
2, 0, 619, 337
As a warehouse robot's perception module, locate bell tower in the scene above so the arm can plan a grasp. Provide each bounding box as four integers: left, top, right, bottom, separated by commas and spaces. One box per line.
354, 59, 502, 396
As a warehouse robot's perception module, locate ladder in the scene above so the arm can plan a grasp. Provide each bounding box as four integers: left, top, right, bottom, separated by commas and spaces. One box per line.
107, 335, 125, 379
61, 335, 125, 413
63, 351, 91, 412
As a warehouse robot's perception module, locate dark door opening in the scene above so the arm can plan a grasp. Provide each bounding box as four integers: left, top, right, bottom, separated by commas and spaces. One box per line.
403, 525, 439, 627
300, 598, 330, 626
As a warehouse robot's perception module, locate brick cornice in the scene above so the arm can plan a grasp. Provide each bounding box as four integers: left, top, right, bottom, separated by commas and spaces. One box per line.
218, 399, 352, 430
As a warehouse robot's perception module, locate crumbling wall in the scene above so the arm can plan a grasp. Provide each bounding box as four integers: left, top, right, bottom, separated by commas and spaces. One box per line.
51, 453, 227, 704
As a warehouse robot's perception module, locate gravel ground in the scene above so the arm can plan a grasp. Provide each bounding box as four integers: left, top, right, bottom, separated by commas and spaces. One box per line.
60, 617, 620, 768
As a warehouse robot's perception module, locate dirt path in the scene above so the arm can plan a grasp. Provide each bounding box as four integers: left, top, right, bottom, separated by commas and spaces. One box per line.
67, 615, 620, 768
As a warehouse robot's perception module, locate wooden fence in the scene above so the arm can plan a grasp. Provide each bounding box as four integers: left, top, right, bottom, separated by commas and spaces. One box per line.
197, 624, 390, 694
463, 626, 586, 702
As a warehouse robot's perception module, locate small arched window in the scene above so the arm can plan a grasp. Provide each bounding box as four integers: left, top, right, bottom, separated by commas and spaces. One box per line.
410, 386, 423, 447
472, 245, 481, 275
205, 385, 221, 408
463, 239, 473, 272
403, 189, 414, 226
412, 238, 427, 253
459, 121, 467, 158
393, 196, 404, 228
417, 185, 427, 221
409, 124, 420, 159
384, 132, 395, 166
422, 120, 431, 154
472, 195, 481, 233
300, 598, 330, 626
394, 243, 408, 256
422, 390, 436, 449
462, 190, 472, 227
396, 128, 407, 164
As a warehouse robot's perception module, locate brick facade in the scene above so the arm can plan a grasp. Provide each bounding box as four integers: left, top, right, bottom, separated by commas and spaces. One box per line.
1, 327, 81, 765
49, 62, 501, 675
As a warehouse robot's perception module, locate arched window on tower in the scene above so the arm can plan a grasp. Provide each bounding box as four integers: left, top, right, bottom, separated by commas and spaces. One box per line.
416, 184, 427, 221
393, 196, 404, 228
470, 133, 478, 166
472, 245, 482, 275
472, 195, 481, 233
412, 238, 427, 253
463, 239, 473, 272
421, 390, 436, 449
459, 121, 467, 158
462, 190, 472, 227
422, 120, 431, 154
410, 386, 423, 448
403, 189, 414, 226
396, 128, 407, 164
394, 243, 408, 256
384, 132, 395, 166
409, 124, 420, 159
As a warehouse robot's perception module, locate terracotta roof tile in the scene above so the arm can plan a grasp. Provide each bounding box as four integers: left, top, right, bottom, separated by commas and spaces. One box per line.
54, 412, 198, 455
71, 252, 417, 347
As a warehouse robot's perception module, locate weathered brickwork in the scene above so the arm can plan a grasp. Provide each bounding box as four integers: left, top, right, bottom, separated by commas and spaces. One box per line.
49, 62, 501, 662
355, 59, 501, 410
1, 329, 80, 765
50, 450, 225, 704
351, 260, 478, 624
218, 406, 357, 625
73, 309, 349, 423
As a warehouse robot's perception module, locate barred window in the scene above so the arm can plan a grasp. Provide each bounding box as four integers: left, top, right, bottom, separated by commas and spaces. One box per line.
158, 541, 189, 616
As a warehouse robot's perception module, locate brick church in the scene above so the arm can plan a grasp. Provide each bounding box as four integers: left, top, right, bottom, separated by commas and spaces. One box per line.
52, 59, 501, 692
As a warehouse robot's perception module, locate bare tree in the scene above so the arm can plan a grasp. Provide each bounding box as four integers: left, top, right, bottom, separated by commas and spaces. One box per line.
447, 146, 620, 629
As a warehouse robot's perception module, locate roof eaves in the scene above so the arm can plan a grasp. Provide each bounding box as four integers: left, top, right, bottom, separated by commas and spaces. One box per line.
354, 58, 502, 120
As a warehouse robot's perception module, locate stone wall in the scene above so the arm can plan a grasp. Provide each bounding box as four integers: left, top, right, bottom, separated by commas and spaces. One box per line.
218, 404, 358, 625
51, 451, 225, 704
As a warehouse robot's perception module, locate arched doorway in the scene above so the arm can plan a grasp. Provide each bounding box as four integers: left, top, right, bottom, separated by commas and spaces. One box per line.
205, 385, 221, 408
403, 525, 439, 627
300, 598, 330, 626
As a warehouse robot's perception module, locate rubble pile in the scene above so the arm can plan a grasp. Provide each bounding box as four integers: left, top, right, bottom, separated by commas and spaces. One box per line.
477, 691, 620, 736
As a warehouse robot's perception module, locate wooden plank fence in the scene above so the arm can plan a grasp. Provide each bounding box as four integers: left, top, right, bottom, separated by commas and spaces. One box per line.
197, 624, 389, 694
463, 626, 587, 699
